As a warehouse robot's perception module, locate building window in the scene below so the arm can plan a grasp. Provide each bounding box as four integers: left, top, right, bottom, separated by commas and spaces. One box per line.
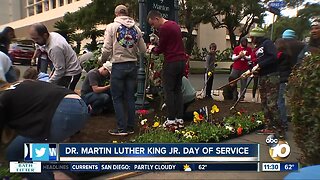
51, 0, 56, 9
28, 0, 34, 5
36, 0, 43, 14
59, 0, 64, 6
28, 6, 35, 16
44, 0, 49, 11
68, 0, 73, 4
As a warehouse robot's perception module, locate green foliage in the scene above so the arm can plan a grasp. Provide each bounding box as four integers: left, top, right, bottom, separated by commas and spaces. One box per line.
82, 45, 102, 72
132, 128, 180, 143
0, 166, 21, 180
268, 17, 310, 41
191, 45, 232, 62
216, 48, 233, 62
54, 20, 75, 43
203, 0, 265, 49
288, 54, 320, 166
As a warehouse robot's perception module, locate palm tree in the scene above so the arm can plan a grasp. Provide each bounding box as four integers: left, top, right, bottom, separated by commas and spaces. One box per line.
54, 20, 75, 43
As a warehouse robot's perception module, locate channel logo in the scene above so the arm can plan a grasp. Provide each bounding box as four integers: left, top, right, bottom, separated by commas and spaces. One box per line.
265, 135, 290, 161
24, 143, 57, 161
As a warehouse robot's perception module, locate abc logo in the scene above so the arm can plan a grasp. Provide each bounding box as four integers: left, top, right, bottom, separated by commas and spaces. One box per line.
266, 135, 290, 161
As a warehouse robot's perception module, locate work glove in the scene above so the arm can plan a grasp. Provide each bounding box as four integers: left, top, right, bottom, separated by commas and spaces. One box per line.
241, 70, 251, 78
251, 64, 259, 72
146, 44, 155, 54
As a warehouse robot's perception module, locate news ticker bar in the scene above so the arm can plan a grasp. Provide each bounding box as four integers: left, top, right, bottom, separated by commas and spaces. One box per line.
24, 143, 260, 162
10, 162, 299, 173
10, 162, 258, 173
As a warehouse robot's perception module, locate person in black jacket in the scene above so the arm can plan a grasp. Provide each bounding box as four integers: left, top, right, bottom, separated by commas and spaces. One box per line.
276, 30, 305, 130
297, 19, 320, 63
0, 79, 89, 179
243, 27, 283, 138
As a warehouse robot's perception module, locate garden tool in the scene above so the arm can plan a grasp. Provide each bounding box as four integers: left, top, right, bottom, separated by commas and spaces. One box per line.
229, 74, 254, 111
142, 52, 152, 109
216, 75, 243, 90
197, 68, 217, 99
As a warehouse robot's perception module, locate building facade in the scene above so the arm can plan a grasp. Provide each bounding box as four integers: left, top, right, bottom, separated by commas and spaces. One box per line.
0, 0, 91, 38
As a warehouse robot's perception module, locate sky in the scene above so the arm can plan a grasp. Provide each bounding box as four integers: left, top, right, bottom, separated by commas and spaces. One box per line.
264, 0, 319, 26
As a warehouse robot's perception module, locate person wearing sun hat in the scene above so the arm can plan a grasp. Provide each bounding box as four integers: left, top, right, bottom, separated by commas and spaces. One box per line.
242, 26, 284, 138
81, 61, 113, 116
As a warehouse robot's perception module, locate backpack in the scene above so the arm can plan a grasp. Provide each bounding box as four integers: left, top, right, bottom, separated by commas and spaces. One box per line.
116, 24, 138, 48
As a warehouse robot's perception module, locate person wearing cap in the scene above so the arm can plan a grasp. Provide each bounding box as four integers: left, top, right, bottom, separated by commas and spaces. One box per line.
298, 19, 320, 63
0, 79, 89, 180
231, 37, 252, 101
29, 23, 82, 91
146, 10, 187, 130
81, 61, 113, 116
100, 4, 146, 136
243, 27, 284, 137
276, 29, 305, 130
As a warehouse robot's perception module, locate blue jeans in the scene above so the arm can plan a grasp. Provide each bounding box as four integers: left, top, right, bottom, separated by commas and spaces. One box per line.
5, 98, 89, 180
111, 62, 137, 130
278, 82, 287, 128
82, 92, 111, 114
39, 57, 53, 74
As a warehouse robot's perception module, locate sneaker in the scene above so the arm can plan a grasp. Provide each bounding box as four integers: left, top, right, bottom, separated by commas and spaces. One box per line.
127, 127, 135, 134
108, 129, 128, 136
175, 119, 184, 128
163, 119, 178, 129
256, 129, 275, 135
252, 98, 256, 102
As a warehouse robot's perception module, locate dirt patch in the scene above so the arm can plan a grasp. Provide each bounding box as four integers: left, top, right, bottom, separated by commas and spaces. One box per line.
69, 98, 262, 143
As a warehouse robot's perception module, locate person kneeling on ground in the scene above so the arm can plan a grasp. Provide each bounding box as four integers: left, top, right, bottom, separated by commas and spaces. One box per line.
223, 76, 239, 101
23, 67, 50, 81
81, 61, 113, 115
0, 79, 89, 180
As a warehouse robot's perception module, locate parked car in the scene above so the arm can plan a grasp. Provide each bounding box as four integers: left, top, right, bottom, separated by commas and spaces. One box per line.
9, 39, 35, 65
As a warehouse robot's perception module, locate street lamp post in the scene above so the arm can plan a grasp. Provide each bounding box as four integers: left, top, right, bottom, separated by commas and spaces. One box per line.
135, 0, 149, 109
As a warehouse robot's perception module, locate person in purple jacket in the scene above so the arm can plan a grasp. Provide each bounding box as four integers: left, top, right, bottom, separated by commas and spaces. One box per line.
147, 10, 186, 130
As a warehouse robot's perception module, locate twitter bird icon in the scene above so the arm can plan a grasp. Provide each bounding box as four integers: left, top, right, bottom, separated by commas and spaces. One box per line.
35, 148, 46, 157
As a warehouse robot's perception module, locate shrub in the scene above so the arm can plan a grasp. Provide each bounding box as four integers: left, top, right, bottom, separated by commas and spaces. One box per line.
287, 54, 320, 165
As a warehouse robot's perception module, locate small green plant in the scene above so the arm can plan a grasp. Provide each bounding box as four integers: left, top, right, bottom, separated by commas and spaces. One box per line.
82, 45, 102, 72
288, 54, 320, 166
0, 166, 21, 180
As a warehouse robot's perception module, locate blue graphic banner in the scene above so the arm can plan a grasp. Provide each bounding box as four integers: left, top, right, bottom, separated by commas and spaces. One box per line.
40, 162, 259, 172
58, 143, 259, 162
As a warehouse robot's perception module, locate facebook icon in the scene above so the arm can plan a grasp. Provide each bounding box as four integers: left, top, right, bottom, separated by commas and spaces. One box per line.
24, 143, 57, 161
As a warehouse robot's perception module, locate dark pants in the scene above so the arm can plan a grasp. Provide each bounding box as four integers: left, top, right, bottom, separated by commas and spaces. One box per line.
205, 74, 214, 97
38, 58, 53, 74
162, 61, 185, 120
259, 72, 284, 136
252, 76, 259, 98
82, 92, 111, 115
56, 73, 81, 91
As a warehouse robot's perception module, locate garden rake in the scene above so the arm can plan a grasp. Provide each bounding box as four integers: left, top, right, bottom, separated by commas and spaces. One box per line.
229, 74, 254, 111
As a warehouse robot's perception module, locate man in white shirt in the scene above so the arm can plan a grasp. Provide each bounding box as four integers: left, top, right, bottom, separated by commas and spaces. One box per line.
29, 23, 82, 90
